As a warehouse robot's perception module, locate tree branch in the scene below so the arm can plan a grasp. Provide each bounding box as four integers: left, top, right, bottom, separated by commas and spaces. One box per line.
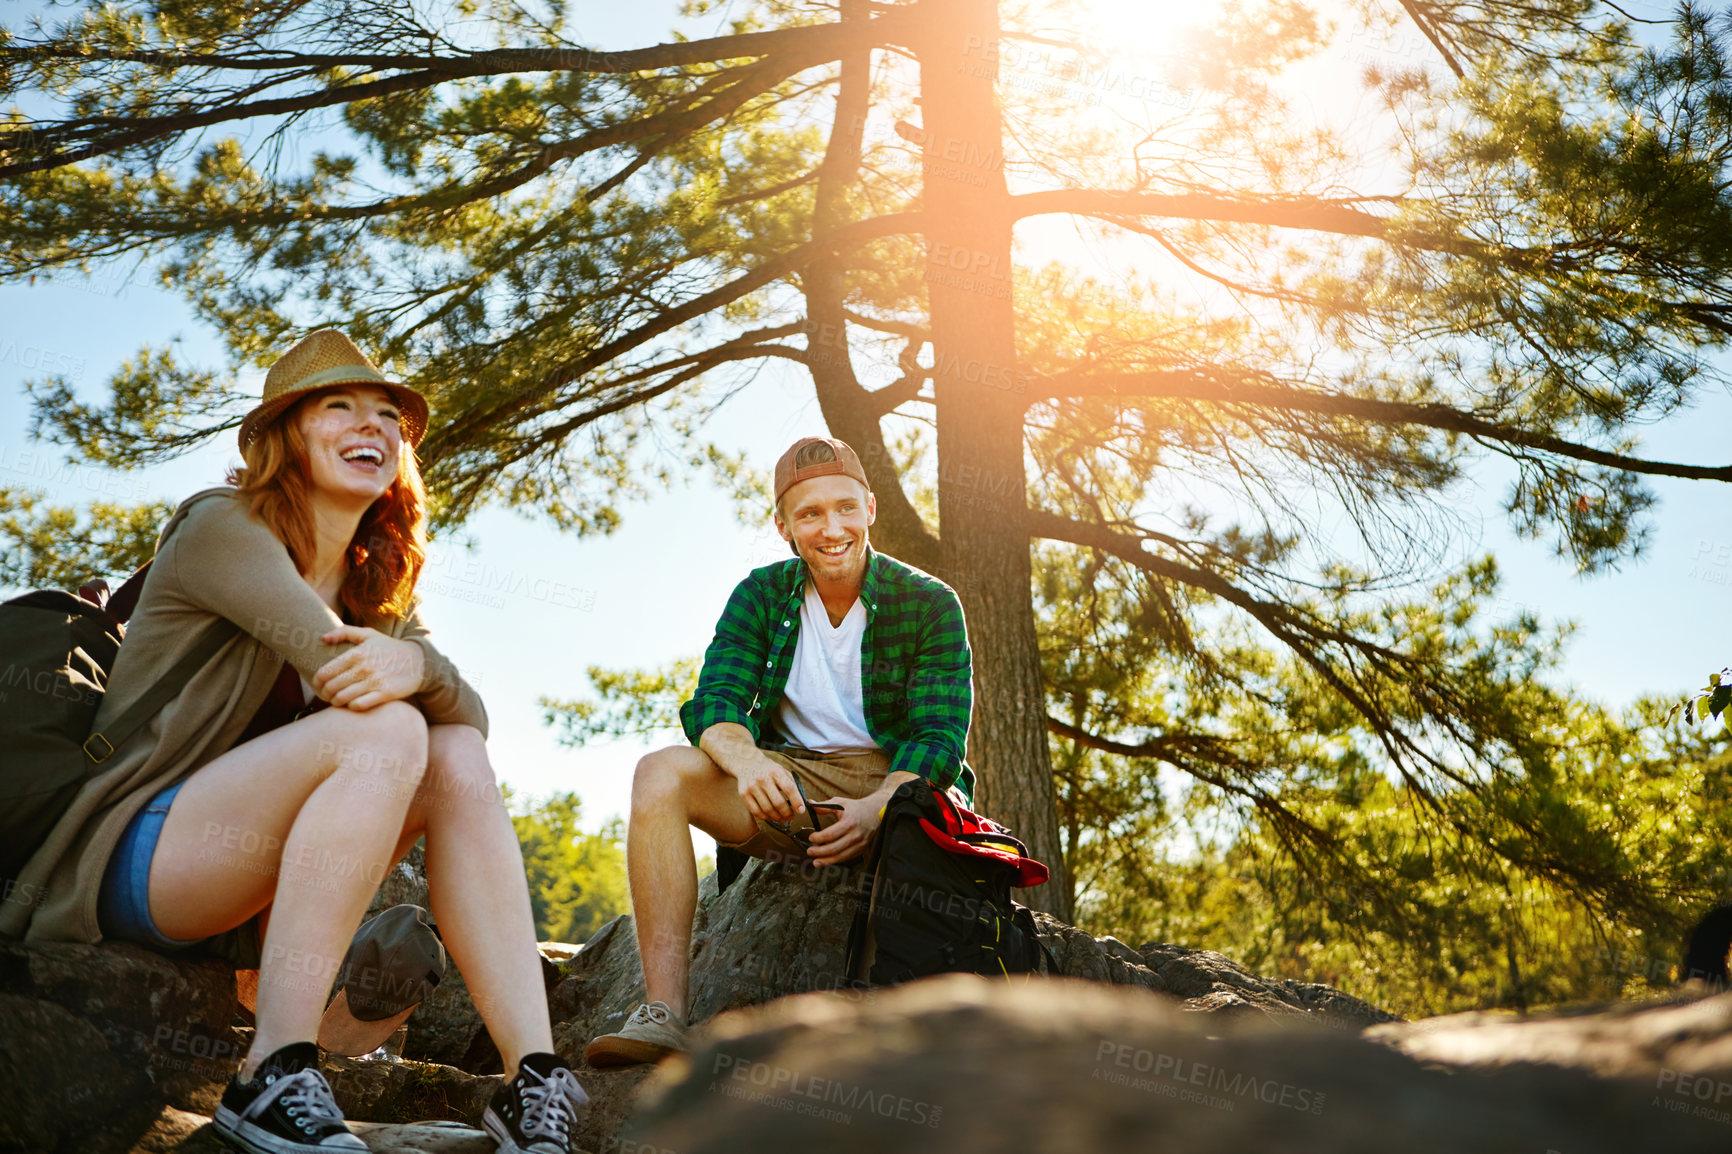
2, 11, 915, 74
4, 43, 824, 183
1037, 368, 1732, 482
797, 0, 941, 573
602, 322, 808, 387
1, 9, 920, 179
426, 210, 929, 455
1046, 715, 1239, 762
4, 67, 456, 178
1046, 714, 1358, 883
1395, 0, 1467, 79
866, 367, 929, 415
1011, 189, 1478, 252
844, 309, 930, 340
1026, 508, 1477, 797
513, 343, 809, 451
716, 169, 821, 207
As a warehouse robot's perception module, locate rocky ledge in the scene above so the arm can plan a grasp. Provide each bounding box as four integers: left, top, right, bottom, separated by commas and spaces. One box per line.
386, 854, 1394, 1151
10, 854, 1723, 1151
626, 976, 1732, 1154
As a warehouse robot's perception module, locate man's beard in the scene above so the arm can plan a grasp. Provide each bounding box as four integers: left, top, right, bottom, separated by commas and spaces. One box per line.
802, 535, 868, 580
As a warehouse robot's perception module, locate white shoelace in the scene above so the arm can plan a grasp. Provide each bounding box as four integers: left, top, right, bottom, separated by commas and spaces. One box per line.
245, 1068, 346, 1132
518, 1067, 589, 1144
628, 1002, 674, 1028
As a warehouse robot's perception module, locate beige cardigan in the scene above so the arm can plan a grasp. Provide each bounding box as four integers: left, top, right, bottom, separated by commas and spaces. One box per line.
0, 487, 487, 943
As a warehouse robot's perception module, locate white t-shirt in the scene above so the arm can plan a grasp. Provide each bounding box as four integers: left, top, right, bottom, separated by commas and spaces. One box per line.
774, 582, 881, 753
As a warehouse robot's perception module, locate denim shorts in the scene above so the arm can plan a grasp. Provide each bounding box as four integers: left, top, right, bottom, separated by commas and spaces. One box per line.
97, 781, 204, 952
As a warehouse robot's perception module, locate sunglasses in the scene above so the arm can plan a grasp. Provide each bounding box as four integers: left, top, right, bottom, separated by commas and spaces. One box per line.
767, 776, 841, 846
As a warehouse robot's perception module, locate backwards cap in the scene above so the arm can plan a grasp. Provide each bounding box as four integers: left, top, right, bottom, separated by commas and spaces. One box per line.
773, 437, 870, 505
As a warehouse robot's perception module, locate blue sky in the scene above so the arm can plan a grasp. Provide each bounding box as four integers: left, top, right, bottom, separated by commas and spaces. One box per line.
0, 275, 818, 842
3, 0, 1729, 846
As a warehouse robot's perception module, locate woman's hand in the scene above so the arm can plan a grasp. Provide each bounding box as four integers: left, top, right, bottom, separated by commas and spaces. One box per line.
313, 625, 425, 710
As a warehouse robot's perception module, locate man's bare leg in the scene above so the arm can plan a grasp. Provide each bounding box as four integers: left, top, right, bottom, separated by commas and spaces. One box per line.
626, 746, 757, 1020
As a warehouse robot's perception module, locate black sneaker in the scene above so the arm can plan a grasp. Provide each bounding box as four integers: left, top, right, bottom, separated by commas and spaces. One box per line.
213, 1041, 367, 1153
482, 1052, 590, 1154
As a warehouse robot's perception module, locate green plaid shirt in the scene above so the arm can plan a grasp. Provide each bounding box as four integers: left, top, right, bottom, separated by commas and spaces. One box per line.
679, 550, 975, 801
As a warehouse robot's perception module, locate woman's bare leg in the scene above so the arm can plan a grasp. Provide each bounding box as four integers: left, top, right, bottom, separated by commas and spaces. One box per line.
397, 724, 553, 1079
148, 700, 428, 1077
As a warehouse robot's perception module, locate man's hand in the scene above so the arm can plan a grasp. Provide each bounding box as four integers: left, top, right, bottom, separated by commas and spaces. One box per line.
803, 793, 881, 867
732, 756, 805, 824
313, 626, 425, 710
805, 771, 920, 867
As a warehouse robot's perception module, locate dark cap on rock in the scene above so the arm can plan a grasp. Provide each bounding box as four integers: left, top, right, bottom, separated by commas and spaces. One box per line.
317, 904, 445, 1057
774, 437, 870, 506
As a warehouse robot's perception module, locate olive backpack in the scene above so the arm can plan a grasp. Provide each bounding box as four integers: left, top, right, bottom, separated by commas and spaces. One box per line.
0, 564, 233, 887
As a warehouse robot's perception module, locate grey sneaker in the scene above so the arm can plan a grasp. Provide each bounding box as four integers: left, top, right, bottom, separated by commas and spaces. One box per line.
583, 1001, 687, 1068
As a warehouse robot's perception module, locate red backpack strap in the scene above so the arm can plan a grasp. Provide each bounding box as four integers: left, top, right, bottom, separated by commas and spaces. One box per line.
105, 562, 154, 624
917, 794, 1053, 888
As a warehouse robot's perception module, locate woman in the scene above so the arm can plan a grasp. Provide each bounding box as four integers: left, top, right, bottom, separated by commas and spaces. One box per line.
3, 331, 585, 1154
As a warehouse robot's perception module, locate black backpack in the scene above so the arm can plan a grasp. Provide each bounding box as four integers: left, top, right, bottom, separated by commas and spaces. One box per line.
0, 565, 232, 886
846, 777, 1054, 985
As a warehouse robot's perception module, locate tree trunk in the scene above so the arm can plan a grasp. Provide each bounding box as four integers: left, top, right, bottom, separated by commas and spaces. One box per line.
917, 0, 1071, 918
805, 0, 941, 575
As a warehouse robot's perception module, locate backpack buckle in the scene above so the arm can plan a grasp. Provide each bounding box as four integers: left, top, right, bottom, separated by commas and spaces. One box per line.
83, 733, 115, 764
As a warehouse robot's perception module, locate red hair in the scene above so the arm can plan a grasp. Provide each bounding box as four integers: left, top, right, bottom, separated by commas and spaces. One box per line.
227, 391, 427, 621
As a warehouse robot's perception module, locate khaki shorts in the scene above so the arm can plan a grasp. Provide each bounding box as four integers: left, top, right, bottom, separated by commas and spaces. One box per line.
719, 745, 891, 863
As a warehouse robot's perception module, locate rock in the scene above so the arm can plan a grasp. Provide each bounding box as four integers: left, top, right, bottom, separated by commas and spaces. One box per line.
545, 859, 875, 1154
546, 912, 640, 1050
0, 993, 162, 1153
322, 1055, 502, 1125
127, 1105, 228, 1152
122, 1108, 494, 1153
0, 938, 239, 1152
1136, 939, 1399, 1029
1029, 914, 1395, 1028
527, 857, 1396, 1152
403, 942, 568, 1073
625, 975, 1730, 1153
549, 860, 868, 1057
549, 860, 1393, 1052
365, 843, 432, 922
348, 1121, 495, 1153
0, 852, 1390, 1153
1366, 989, 1732, 1078
571, 1065, 661, 1154
1280, 981, 1400, 1030
1031, 914, 1126, 982
404, 958, 488, 1070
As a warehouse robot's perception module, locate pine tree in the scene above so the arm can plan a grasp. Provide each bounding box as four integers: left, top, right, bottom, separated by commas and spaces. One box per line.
6, 0, 1732, 922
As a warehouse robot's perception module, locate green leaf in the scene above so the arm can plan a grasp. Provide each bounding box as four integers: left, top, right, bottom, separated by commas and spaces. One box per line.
1709, 685, 1731, 720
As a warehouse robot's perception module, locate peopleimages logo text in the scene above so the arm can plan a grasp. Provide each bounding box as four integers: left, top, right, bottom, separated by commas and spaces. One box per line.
1095, 1042, 1326, 1115
711, 1054, 943, 1127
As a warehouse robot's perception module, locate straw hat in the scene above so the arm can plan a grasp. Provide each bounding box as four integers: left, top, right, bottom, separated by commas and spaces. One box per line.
237, 329, 429, 450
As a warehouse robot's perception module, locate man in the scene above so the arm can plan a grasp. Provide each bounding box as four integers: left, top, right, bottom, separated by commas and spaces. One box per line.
584, 436, 974, 1067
